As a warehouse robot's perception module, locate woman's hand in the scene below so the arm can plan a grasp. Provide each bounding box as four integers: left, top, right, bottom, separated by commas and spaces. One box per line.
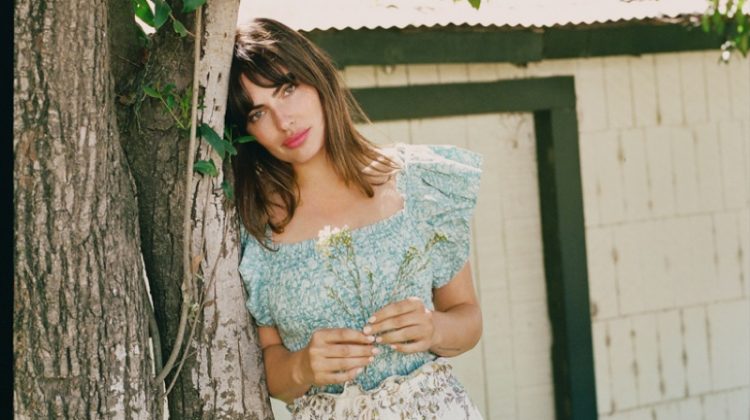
298, 328, 378, 386
363, 297, 435, 354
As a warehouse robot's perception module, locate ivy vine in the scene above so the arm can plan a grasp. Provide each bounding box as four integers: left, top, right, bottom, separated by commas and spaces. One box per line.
133, 0, 256, 201
132, 0, 203, 38
143, 83, 194, 130
194, 124, 256, 200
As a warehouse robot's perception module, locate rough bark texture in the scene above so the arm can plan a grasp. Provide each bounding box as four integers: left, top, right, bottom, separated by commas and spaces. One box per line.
188, 2, 273, 417
115, 0, 273, 417
113, 4, 198, 415
13, 0, 157, 418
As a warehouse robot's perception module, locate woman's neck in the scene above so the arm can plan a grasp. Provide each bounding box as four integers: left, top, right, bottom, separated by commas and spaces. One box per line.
293, 153, 348, 197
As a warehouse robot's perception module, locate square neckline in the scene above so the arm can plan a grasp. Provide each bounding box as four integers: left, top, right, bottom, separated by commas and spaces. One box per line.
263, 145, 408, 250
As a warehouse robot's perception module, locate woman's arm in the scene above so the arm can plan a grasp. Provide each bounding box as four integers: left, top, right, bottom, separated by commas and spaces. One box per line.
258, 326, 377, 404
364, 261, 482, 357
429, 261, 482, 356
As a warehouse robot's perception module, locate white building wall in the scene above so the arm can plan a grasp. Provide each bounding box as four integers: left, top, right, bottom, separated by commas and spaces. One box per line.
353, 51, 749, 420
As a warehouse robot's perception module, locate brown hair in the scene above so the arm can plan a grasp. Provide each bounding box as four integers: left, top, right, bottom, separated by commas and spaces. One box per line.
227, 18, 398, 248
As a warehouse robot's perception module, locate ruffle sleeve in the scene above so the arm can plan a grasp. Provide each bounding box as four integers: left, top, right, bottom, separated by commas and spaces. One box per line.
401, 144, 483, 289
238, 228, 275, 326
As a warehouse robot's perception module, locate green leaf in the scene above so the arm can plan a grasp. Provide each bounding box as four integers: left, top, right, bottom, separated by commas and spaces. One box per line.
135, 22, 152, 47
235, 135, 257, 144
184, 91, 193, 107
132, 0, 155, 27
180, 88, 192, 115
153, 0, 171, 29
143, 86, 161, 98
713, 10, 726, 35
172, 18, 188, 37
166, 95, 176, 111
736, 14, 748, 39
467, 0, 481, 9
739, 33, 749, 54
193, 160, 218, 177
225, 141, 238, 157
182, 0, 207, 13
199, 123, 227, 159
221, 181, 234, 201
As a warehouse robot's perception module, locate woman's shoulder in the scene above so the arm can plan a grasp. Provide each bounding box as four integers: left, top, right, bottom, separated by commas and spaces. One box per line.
376, 143, 483, 183
393, 142, 482, 215
376, 143, 481, 169
239, 224, 267, 258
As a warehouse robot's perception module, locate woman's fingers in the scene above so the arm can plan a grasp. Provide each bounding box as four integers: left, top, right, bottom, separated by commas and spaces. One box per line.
377, 325, 430, 346
365, 297, 428, 335
313, 328, 375, 345
305, 328, 378, 386
389, 340, 427, 354
324, 366, 366, 385
328, 356, 373, 372
367, 297, 424, 329
360, 298, 435, 353
309, 329, 376, 359
366, 300, 432, 336
326, 343, 379, 358
368, 312, 420, 337
312, 355, 372, 385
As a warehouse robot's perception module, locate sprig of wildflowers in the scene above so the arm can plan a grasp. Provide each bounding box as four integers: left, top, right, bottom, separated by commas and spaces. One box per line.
316, 226, 369, 320
315, 226, 449, 320
388, 231, 447, 302
314, 225, 450, 385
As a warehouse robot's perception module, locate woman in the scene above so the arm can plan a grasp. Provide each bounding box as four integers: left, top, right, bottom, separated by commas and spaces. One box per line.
228, 17, 484, 419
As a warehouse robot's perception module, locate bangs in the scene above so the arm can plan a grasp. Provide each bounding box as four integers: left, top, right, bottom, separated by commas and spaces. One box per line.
242, 53, 295, 89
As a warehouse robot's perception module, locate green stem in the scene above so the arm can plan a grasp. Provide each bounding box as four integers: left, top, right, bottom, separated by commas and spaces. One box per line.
158, 96, 188, 130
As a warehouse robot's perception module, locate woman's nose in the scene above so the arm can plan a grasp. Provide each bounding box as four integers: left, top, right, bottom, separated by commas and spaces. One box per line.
273, 109, 294, 133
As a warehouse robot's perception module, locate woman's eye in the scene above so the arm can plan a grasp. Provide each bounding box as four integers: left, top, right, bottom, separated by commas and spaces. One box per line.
283, 84, 297, 96
248, 110, 264, 123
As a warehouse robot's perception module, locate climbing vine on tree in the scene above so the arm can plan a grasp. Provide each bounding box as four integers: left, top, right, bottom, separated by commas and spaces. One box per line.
133, 0, 256, 203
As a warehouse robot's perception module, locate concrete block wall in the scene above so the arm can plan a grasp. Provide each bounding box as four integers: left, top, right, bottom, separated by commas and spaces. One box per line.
340, 50, 750, 420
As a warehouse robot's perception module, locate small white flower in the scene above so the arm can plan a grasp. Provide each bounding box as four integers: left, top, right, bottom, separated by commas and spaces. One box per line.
317, 225, 333, 241
316, 225, 350, 257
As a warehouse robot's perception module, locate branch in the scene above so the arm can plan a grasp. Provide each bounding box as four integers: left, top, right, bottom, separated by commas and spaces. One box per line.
154, 4, 203, 386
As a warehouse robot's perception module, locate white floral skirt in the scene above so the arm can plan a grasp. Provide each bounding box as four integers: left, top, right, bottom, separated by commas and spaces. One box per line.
289, 358, 484, 419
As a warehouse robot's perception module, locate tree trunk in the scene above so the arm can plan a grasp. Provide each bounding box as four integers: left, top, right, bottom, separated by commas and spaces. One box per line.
187, 2, 273, 417
114, 0, 273, 417
113, 3, 199, 415
13, 0, 158, 418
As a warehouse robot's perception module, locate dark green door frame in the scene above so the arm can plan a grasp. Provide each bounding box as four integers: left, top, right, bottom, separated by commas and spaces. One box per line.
352, 76, 597, 420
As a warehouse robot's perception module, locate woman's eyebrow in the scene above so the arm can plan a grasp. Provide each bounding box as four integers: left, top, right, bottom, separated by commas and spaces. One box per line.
248, 85, 287, 111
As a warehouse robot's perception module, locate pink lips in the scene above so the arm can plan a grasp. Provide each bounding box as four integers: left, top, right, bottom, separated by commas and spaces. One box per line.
283, 128, 310, 149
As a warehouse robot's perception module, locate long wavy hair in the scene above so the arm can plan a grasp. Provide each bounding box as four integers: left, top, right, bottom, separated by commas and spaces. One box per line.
227, 18, 398, 248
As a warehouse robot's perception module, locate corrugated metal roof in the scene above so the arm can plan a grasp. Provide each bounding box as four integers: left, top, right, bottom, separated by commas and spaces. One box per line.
237, 0, 711, 31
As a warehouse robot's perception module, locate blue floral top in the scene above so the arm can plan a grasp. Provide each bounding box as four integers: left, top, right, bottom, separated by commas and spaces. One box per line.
238, 143, 482, 396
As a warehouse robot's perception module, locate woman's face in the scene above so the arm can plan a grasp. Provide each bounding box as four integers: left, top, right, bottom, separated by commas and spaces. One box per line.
239, 73, 326, 168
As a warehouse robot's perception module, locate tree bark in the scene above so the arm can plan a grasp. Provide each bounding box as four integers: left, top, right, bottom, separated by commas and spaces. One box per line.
187, 2, 273, 417
114, 0, 273, 417
13, 0, 157, 418
113, 4, 198, 415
